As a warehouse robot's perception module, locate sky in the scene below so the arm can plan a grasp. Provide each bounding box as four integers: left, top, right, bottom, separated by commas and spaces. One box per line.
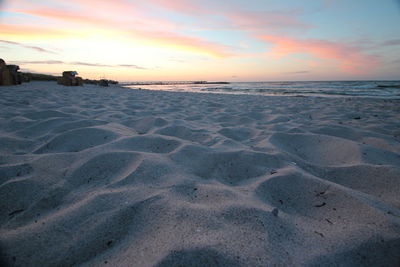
1, 0, 400, 82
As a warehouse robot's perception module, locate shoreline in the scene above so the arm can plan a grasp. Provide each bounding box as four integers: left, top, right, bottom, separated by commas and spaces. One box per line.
123, 85, 400, 99
120, 80, 400, 99
1, 81, 399, 266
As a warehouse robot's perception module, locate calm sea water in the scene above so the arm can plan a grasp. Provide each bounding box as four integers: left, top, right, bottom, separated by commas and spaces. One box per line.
123, 81, 400, 98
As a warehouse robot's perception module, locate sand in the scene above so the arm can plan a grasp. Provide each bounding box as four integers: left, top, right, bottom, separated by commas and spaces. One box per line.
0, 81, 399, 266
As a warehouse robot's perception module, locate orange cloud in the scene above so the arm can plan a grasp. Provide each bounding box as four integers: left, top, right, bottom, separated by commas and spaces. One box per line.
0, 24, 69, 39
134, 30, 234, 57
5, 6, 234, 58
6, 8, 112, 28
258, 35, 379, 74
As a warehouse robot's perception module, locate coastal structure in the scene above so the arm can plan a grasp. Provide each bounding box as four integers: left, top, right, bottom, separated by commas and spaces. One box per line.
98, 79, 109, 87
0, 59, 22, 86
57, 71, 83, 86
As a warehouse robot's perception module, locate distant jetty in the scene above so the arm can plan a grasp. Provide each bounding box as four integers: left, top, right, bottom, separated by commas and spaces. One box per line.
122, 81, 229, 86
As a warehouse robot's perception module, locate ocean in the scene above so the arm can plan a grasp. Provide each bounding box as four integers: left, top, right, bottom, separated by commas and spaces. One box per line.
122, 80, 400, 98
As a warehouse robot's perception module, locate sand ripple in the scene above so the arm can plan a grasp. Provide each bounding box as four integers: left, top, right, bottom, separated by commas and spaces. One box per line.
1, 82, 399, 266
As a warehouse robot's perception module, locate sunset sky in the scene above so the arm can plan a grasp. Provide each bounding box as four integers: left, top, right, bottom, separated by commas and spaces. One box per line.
1, 0, 399, 81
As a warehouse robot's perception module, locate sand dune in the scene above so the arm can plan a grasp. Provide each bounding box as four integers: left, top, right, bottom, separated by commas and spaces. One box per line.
1, 81, 399, 266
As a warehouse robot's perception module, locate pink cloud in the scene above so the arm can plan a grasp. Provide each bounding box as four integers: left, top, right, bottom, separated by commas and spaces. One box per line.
224, 10, 312, 32
147, 0, 210, 15
3, 0, 313, 59
258, 35, 379, 74
146, 0, 311, 31
3, 0, 182, 32
5, 6, 234, 58
8, 8, 111, 27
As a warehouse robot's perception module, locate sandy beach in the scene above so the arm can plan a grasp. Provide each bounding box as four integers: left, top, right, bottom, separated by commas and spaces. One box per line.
0, 81, 399, 266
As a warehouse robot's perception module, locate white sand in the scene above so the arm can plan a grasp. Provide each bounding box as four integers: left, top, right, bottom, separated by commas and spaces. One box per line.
0, 81, 399, 266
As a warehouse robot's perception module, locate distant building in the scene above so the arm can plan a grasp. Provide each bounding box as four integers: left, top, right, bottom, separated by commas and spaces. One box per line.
0, 59, 22, 86
63, 71, 78, 77
57, 71, 83, 86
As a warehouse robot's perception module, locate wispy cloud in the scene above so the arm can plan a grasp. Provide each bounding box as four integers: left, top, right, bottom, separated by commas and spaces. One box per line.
10, 60, 63, 65
390, 58, 400, 65
148, 0, 210, 15
0, 39, 58, 54
223, 10, 312, 32
70, 62, 147, 69
381, 39, 400, 46
70, 61, 112, 67
9, 60, 147, 69
117, 64, 146, 69
282, 70, 310, 75
258, 35, 379, 74
145, 0, 311, 32
323, 0, 344, 7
